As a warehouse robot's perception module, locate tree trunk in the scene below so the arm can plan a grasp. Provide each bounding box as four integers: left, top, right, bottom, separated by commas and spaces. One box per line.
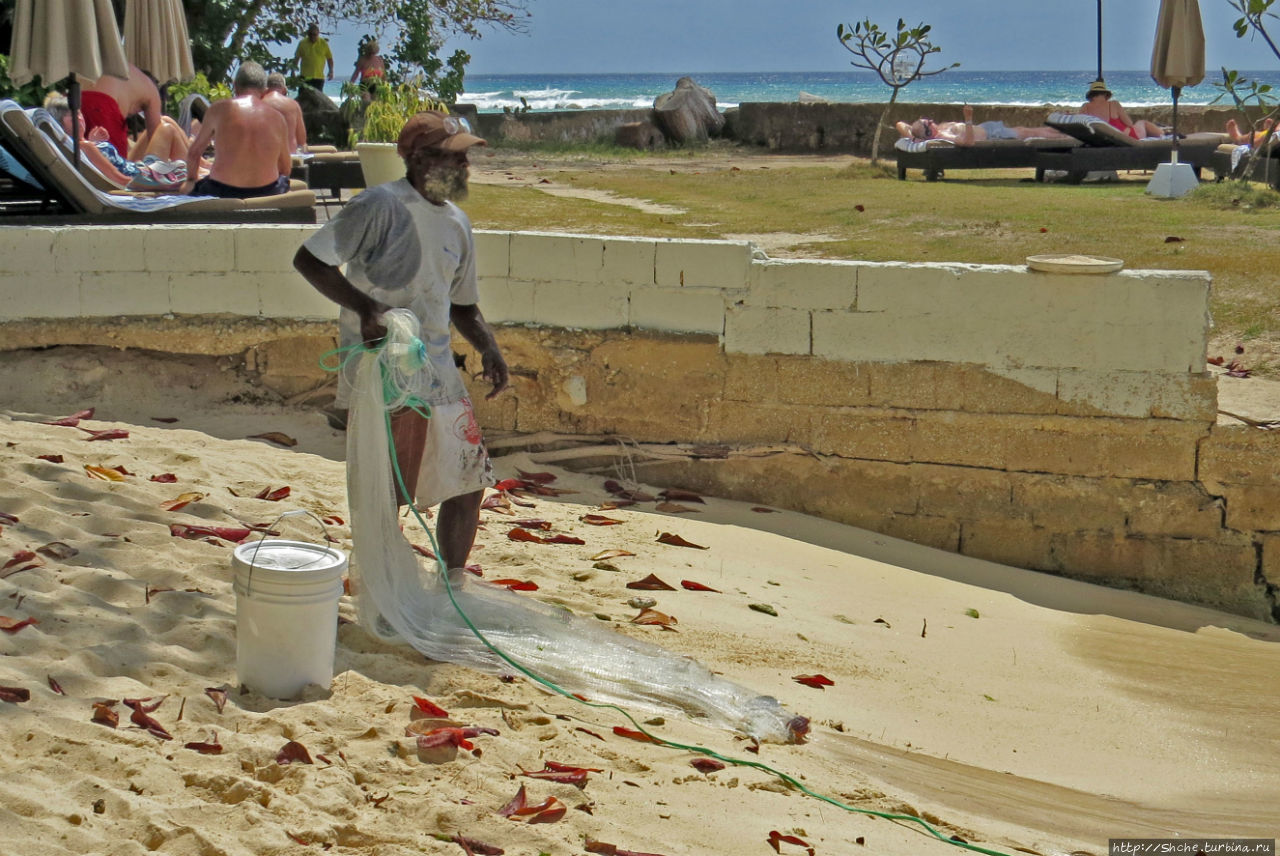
870, 87, 901, 165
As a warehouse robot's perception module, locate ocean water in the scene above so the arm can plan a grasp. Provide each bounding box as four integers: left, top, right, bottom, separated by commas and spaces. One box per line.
323, 69, 1280, 112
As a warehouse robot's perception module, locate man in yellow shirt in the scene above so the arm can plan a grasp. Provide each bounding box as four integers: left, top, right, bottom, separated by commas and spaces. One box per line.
294, 23, 334, 91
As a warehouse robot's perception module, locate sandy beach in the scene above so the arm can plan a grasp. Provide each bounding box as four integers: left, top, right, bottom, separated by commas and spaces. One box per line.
2, 344, 1278, 856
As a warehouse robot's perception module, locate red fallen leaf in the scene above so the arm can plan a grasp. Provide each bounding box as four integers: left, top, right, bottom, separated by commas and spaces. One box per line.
286, 833, 308, 846
480, 493, 513, 515
792, 674, 835, 689
0, 685, 30, 703
506, 527, 544, 543
276, 740, 313, 765
43, 408, 96, 427
612, 726, 657, 743
416, 726, 499, 752
36, 454, 64, 463
511, 518, 552, 530
149, 473, 178, 484
658, 488, 704, 504
526, 799, 566, 824
1235, 343, 1246, 354
520, 762, 600, 786
598, 499, 636, 510
412, 696, 449, 718
92, 701, 119, 727
254, 486, 291, 501
654, 502, 699, 514
411, 543, 437, 560
690, 758, 726, 773
150, 416, 179, 423
1038, 226, 1049, 233
185, 731, 223, 754
0, 512, 17, 525
205, 687, 228, 713
626, 573, 676, 591
36, 541, 78, 560
130, 708, 173, 740
603, 480, 656, 502
450, 834, 505, 855
521, 483, 577, 497
79, 427, 129, 441
322, 514, 345, 525
248, 432, 296, 447
84, 464, 127, 482
0, 615, 38, 633
751, 506, 778, 513
854, 203, 866, 212
1164, 235, 1185, 243
497, 784, 529, 817
581, 514, 624, 526
680, 579, 720, 592
631, 608, 678, 629
656, 532, 707, 550
4, 550, 42, 571
47, 675, 65, 695
768, 830, 815, 856
516, 469, 557, 484
542, 534, 586, 545
1208, 355, 1226, 366
160, 492, 204, 512
576, 726, 605, 740
169, 523, 251, 544
490, 578, 539, 591
506, 492, 537, 508
464, 563, 484, 577
590, 549, 635, 561
123, 695, 167, 713
493, 478, 527, 492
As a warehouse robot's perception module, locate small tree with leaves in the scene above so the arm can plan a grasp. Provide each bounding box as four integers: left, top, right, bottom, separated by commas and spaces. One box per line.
1213, 0, 1278, 183
837, 17, 958, 163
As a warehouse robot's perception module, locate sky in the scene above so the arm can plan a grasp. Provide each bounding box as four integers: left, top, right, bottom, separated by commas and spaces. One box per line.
322, 0, 1279, 77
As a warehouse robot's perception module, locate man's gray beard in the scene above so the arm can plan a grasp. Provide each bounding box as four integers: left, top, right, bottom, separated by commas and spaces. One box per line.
416, 166, 468, 202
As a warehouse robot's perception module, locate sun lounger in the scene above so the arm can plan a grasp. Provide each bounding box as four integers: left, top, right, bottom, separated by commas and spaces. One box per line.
0, 99, 316, 224
894, 136, 1078, 181
1209, 137, 1280, 188
1039, 112, 1229, 184
292, 149, 365, 200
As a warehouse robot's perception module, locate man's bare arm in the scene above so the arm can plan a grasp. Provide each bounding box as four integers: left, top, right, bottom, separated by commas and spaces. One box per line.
450, 303, 509, 400
293, 246, 390, 343
180, 106, 218, 193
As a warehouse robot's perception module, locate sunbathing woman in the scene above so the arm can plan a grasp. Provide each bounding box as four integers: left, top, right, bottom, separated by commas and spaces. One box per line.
1080, 80, 1165, 139
1226, 117, 1275, 146
896, 105, 1070, 146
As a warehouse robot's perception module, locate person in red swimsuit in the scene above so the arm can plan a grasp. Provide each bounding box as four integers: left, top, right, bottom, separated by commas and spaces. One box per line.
1080, 80, 1166, 140
81, 64, 163, 156
350, 38, 386, 98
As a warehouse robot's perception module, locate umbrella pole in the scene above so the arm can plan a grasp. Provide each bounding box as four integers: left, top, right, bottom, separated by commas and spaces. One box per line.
1170, 85, 1180, 165
1097, 0, 1104, 81
70, 75, 82, 170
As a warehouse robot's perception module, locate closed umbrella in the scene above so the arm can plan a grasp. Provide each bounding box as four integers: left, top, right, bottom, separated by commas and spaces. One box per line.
8, 0, 129, 168
124, 0, 195, 87
1147, 0, 1205, 196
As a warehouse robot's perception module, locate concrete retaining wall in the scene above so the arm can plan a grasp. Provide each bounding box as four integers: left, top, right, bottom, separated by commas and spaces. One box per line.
1, 223, 1274, 621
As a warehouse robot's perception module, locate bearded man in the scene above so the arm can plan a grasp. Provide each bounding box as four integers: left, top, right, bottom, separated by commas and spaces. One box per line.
293, 111, 508, 571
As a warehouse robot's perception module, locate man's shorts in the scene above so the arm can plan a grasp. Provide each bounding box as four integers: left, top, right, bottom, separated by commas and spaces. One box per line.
978, 120, 1020, 140
390, 398, 494, 508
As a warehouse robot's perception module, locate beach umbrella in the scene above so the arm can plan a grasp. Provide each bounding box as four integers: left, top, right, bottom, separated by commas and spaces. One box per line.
1147, 0, 1205, 196
1096, 0, 1104, 83
7, 0, 129, 168
124, 0, 195, 86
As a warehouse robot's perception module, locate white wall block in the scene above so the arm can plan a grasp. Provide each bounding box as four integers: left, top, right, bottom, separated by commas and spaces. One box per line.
532, 281, 628, 329
630, 288, 724, 334
52, 226, 149, 273
510, 232, 604, 283
233, 225, 318, 272
601, 237, 657, 286
259, 273, 339, 319
0, 227, 55, 271
655, 238, 751, 290
0, 272, 80, 319
147, 227, 236, 273
474, 230, 512, 279
747, 259, 858, 309
724, 306, 810, 355
80, 272, 170, 316
169, 272, 261, 316
478, 278, 536, 324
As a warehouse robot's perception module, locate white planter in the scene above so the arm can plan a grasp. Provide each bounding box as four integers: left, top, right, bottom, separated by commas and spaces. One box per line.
356, 142, 404, 188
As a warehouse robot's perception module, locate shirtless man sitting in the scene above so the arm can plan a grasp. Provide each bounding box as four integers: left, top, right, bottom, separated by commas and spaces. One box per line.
897, 105, 1070, 147
264, 72, 308, 153
81, 63, 163, 157
180, 61, 292, 199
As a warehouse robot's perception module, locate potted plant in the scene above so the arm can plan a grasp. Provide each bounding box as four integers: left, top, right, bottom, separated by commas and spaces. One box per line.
344, 78, 446, 187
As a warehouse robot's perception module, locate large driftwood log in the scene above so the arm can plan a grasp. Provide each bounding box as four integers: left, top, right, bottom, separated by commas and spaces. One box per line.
653, 77, 724, 145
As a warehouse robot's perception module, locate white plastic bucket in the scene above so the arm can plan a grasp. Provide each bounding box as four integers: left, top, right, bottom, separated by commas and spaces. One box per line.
231, 539, 347, 700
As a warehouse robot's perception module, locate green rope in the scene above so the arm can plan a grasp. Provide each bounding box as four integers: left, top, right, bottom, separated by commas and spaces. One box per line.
366, 347, 1016, 856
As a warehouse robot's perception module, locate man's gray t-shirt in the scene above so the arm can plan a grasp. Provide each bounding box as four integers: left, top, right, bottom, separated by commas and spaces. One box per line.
304, 179, 479, 406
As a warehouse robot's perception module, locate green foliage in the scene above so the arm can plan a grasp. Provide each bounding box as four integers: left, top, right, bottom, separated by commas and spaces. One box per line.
1189, 180, 1280, 209
0, 53, 52, 106
836, 17, 958, 164
165, 72, 232, 115
1216, 0, 1280, 136
344, 79, 447, 147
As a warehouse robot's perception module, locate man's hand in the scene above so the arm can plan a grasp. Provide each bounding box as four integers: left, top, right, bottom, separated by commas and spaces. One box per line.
87, 126, 109, 143
479, 347, 509, 400
358, 304, 392, 346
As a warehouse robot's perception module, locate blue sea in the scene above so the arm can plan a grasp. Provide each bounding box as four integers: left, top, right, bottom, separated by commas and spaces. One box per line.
324, 69, 1280, 112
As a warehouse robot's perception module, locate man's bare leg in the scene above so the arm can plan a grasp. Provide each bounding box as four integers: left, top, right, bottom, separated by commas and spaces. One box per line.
437, 489, 484, 571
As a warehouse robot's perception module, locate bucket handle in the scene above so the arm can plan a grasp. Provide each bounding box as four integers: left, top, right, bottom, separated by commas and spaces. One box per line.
242, 509, 342, 598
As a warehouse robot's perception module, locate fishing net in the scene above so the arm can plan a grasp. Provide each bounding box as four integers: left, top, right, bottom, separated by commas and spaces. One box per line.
344, 309, 806, 743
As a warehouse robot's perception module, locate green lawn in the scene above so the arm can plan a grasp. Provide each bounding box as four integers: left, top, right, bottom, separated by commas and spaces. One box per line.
464, 149, 1280, 376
